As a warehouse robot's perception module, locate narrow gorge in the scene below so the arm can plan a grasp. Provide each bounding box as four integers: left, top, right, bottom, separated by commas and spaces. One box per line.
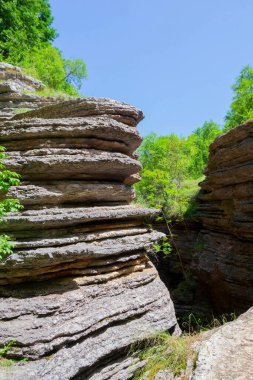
0, 63, 252, 380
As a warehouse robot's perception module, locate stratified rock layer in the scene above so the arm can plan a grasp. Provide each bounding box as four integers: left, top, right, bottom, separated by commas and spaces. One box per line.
0, 63, 57, 120
0, 84, 178, 379
196, 120, 253, 313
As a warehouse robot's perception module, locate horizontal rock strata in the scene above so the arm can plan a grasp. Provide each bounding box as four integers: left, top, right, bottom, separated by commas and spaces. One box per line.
0, 86, 178, 379
196, 120, 253, 313
0, 63, 57, 121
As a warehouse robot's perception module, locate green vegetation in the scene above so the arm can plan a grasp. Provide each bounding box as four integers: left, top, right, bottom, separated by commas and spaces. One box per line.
0, 0, 87, 95
0, 147, 22, 260
135, 65, 253, 218
135, 121, 222, 217
225, 65, 253, 130
132, 313, 237, 379
132, 332, 198, 380
0, 340, 16, 367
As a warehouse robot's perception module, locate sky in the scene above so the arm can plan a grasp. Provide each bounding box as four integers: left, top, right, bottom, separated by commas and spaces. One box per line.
50, 0, 253, 137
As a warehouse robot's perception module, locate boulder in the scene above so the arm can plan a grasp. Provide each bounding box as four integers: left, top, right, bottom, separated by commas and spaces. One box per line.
193, 307, 253, 380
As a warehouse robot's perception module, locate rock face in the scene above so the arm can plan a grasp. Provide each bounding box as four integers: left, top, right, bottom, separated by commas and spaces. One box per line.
195, 120, 253, 313
0, 63, 57, 121
193, 307, 253, 380
0, 80, 179, 379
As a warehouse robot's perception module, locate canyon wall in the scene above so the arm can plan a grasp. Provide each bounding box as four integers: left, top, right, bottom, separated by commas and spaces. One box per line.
0, 65, 179, 380
156, 122, 253, 316
195, 120, 253, 313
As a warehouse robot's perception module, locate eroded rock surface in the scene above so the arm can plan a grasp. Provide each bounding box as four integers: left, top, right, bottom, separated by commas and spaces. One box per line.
0, 78, 178, 379
0, 63, 58, 120
193, 307, 253, 380
195, 120, 253, 313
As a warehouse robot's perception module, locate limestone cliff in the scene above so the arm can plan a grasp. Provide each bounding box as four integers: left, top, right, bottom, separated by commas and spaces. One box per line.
0, 66, 179, 379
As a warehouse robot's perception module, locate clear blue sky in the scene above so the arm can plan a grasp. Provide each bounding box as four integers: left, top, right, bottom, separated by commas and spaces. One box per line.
50, 0, 253, 137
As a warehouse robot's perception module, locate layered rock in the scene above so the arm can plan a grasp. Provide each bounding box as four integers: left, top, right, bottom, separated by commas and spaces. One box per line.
0, 90, 179, 379
196, 120, 253, 313
0, 63, 57, 120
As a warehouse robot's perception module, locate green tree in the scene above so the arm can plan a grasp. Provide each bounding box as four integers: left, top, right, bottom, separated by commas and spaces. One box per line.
225, 65, 253, 130
0, 147, 22, 260
135, 133, 192, 216
0, 0, 56, 63
0, 0, 87, 95
188, 121, 222, 178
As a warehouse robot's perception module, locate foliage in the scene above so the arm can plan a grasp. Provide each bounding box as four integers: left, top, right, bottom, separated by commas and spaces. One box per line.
0, 0, 56, 63
225, 65, 253, 130
153, 236, 172, 257
132, 313, 237, 379
180, 312, 237, 335
188, 121, 222, 178
0, 340, 16, 367
131, 332, 198, 380
21, 46, 87, 96
0, 0, 87, 95
135, 122, 222, 218
0, 147, 22, 260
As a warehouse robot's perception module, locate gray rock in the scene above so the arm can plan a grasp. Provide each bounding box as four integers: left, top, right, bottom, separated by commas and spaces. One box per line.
12, 97, 144, 127
0, 67, 179, 379
193, 307, 253, 380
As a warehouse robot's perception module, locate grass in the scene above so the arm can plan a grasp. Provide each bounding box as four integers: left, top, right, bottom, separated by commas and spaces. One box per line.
22, 87, 78, 99
131, 332, 199, 380
0, 358, 16, 367
131, 312, 237, 379
0, 339, 27, 367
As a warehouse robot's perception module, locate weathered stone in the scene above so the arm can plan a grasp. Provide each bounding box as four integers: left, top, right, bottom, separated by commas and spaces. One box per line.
0, 62, 44, 91
193, 307, 253, 380
0, 69, 178, 380
12, 97, 144, 127
0, 270, 178, 380
0, 116, 142, 154
0, 63, 57, 120
5, 148, 141, 181
7, 181, 135, 206
196, 121, 253, 313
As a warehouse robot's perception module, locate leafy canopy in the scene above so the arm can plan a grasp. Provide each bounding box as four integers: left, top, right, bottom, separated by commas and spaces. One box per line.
0, 0, 87, 96
225, 65, 253, 130
135, 121, 222, 217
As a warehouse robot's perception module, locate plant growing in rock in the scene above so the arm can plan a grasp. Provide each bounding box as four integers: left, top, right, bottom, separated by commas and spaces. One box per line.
131, 332, 199, 380
0, 146, 22, 260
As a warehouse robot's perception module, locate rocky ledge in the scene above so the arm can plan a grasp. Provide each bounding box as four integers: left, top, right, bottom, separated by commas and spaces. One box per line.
0, 73, 179, 379
0, 63, 57, 121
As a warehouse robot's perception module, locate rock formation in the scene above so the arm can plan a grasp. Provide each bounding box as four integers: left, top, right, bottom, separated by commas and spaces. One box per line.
195, 120, 253, 313
0, 63, 57, 121
154, 121, 253, 317
193, 307, 253, 380
0, 69, 179, 379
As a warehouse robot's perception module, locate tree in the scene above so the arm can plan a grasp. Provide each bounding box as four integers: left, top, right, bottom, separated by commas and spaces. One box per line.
225, 65, 253, 131
0, 0, 57, 63
0, 147, 22, 260
135, 122, 222, 217
188, 121, 222, 178
135, 133, 191, 216
0, 0, 87, 95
